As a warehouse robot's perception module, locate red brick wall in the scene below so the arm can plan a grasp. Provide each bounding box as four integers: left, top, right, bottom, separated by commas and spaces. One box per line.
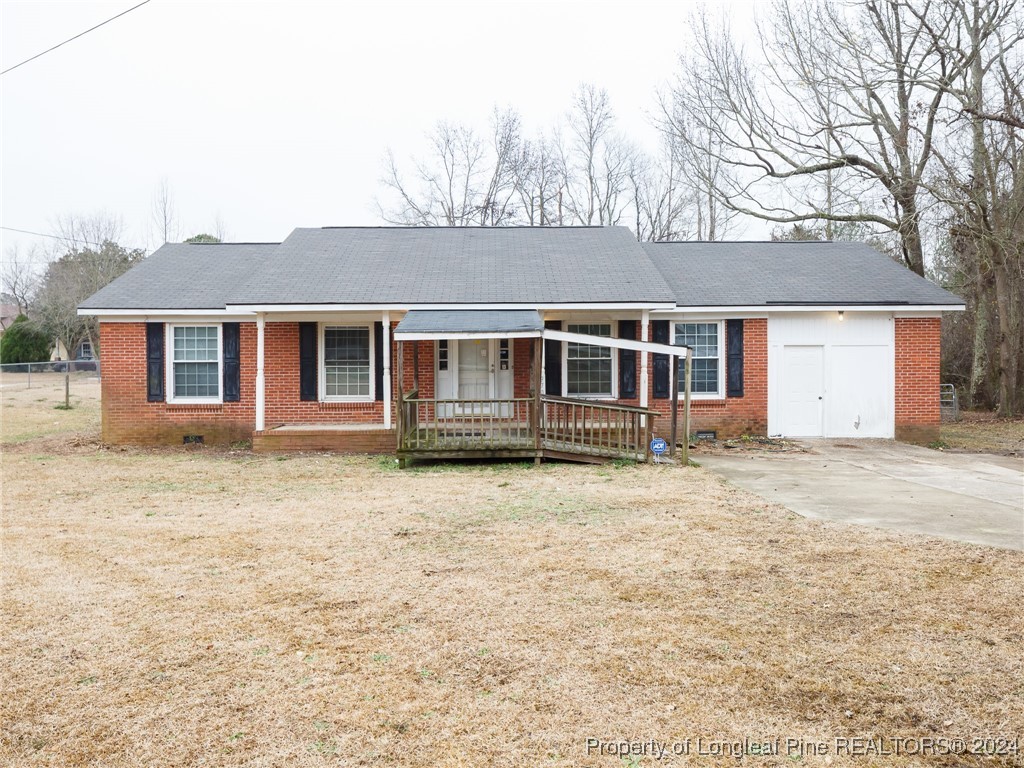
100, 319, 775, 447
263, 322, 385, 425
99, 322, 255, 445
894, 317, 941, 443
647, 319, 768, 440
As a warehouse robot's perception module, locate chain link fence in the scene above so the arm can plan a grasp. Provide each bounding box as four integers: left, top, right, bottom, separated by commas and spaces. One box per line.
0, 360, 101, 393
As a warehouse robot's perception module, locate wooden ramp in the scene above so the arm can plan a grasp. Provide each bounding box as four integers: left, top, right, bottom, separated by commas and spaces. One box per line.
397, 394, 657, 466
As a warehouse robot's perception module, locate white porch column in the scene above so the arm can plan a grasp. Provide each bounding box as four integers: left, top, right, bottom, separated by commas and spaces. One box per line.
255, 313, 266, 432
381, 311, 392, 429
640, 310, 650, 409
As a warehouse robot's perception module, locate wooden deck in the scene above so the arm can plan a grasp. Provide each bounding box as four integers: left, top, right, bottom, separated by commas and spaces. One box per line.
397, 392, 657, 466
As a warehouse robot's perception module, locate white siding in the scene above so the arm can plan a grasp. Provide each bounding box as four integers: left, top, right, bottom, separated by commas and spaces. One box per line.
769, 312, 894, 438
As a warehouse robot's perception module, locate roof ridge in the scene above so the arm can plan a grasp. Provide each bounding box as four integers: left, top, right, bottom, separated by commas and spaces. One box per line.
317, 225, 612, 230
647, 239, 839, 244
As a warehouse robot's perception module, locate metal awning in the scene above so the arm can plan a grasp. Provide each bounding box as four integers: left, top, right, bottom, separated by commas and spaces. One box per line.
393, 310, 544, 340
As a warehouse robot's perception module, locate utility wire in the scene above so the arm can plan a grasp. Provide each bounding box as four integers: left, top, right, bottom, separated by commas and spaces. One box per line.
1, 226, 147, 253
1, 0, 153, 76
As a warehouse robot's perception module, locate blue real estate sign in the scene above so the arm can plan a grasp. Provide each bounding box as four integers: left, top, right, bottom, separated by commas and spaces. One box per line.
650, 437, 667, 456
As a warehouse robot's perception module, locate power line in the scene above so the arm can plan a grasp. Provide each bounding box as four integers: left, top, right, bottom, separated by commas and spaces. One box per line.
1, 0, 153, 76
0, 226, 146, 253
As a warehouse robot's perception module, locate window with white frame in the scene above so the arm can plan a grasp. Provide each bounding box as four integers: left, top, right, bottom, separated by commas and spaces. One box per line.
675, 322, 722, 395
78, 341, 93, 360
566, 322, 613, 397
170, 325, 220, 400
323, 326, 371, 398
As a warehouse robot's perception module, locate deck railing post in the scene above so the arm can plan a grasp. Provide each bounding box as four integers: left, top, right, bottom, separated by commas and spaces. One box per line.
396, 341, 405, 450
670, 352, 679, 459
532, 338, 542, 458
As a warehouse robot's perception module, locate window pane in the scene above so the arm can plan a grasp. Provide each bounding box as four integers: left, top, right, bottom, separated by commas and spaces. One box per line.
674, 323, 718, 358
566, 323, 612, 395
567, 359, 612, 395
690, 358, 719, 394
675, 322, 720, 394
173, 326, 218, 362
324, 326, 370, 397
171, 326, 219, 398
174, 362, 219, 398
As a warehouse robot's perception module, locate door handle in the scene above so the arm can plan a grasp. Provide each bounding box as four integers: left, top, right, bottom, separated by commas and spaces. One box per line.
818, 396, 823, 400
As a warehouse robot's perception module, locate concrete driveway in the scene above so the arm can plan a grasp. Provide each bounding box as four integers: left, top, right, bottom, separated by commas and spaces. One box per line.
698, 440, 1024, 550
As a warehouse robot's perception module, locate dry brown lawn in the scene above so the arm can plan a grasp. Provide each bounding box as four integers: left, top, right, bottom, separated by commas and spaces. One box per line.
2, 382, 1022, 767
940, 412, 1024, 456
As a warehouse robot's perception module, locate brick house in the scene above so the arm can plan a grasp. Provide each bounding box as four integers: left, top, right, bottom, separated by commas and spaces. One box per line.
78, 226, 962, 460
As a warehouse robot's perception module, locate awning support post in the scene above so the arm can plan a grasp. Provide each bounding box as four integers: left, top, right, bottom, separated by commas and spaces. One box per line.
532, 336, 542, 462
255, 312, 265, 432
682, 349, 692, 466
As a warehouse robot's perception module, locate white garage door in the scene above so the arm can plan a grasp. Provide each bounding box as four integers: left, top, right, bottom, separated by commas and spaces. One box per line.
769, 313, 894, 438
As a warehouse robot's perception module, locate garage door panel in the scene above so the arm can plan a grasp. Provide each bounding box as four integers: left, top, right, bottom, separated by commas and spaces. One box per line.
828, 346, 892, 437
770, 313, 894, 439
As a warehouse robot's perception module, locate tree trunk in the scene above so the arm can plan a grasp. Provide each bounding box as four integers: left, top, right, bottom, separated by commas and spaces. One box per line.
969, 285, 989, 408
897, 195, 926, 276
992, 259, 1019, 416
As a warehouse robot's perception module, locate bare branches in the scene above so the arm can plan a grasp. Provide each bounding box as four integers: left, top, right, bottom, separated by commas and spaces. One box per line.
663, 0, 987, 273
151, 178, 179, 245
1, 244, 43, 315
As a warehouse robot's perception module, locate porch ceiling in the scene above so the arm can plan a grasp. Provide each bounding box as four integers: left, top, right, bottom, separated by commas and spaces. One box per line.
393, 309, 544, 340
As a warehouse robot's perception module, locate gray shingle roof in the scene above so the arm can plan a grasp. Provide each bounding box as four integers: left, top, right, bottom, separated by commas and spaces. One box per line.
228, 226, 675, 306
78, 230, 964, 312
78, 242, 280, 310
643, 241, 962, 307
394, 310, 543, 336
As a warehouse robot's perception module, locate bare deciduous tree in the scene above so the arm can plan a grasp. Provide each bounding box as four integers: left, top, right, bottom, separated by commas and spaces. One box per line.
52, 212, 124, 255
560, 84, 638, 226
666, 1, 996, 274
923, 0, 1024, 414
378, 109, 522, 227
512, 134, 564, 226
151, 177, 179, 245
2, 244, 44, 315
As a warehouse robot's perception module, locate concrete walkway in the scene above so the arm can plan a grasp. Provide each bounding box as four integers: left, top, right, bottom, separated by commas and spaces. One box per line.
698, 440, 1024, 551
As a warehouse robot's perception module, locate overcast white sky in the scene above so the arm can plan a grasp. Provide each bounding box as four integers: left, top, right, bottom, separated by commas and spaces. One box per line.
1, 0, 765, 261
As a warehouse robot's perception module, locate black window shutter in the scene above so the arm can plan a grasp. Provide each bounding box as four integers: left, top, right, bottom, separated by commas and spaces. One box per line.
726, 319, 744, 398
146, 322, 164, 402
652, 320, 670, 399
222, 322, 240, 402
299, 322, 317, 401
373, 321, 384, 402
544, 320, 562, 396
618, 320, 637, 399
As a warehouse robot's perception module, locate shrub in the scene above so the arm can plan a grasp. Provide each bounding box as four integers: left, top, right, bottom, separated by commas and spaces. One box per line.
0, 315, 52, 364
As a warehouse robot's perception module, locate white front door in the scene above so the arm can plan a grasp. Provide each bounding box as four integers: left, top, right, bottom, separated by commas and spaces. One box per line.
457, 339, 492, 402
782, 345, 824, 436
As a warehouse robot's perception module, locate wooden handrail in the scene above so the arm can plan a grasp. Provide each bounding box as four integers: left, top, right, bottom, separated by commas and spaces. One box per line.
540, 395, 659, 416
398, 393, 657, 463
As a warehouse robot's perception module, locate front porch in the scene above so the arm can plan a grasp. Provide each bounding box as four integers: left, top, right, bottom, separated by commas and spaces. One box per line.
249, 309, 693, 465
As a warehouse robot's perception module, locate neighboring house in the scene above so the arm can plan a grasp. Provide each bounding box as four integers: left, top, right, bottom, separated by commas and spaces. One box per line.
78, 227, 962, 459
0, 303, 20, 332
51, 339, 95, 362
